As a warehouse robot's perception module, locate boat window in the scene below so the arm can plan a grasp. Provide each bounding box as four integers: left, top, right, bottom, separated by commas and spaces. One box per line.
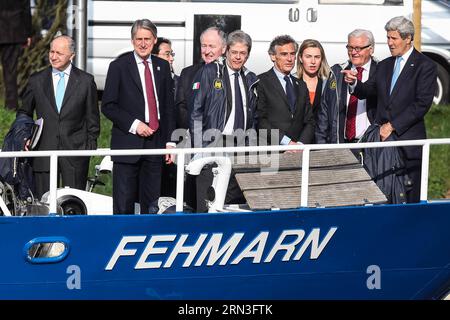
25, 238, 70, 263
28, 242, 66, 259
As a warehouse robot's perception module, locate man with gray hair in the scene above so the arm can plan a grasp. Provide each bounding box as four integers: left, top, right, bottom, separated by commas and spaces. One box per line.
316, 29, 378, 144
18, 35, 100, 199
257, 35, 315, 147
343, 16, 437, 203
189, 29, 258, 212
102, 19, 175, 214
175, 26, 227, 211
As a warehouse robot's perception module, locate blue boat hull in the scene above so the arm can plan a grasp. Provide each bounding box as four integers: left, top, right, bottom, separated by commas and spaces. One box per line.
1, 201, 450, 299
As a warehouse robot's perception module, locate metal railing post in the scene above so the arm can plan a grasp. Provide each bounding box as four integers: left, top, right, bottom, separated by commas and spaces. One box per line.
300, 148, 310, 208
176, 151, 185, 212
420, 142, 430, 201
49, 154, 58, 214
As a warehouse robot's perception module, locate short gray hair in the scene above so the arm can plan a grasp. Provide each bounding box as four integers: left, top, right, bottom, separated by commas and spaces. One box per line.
131, 19, 157, 39
268, 35, 298, 55
227, 30, 252, 54
52, 35, 75, 54
348, 29, 375, 50
385, 16, 414, 40
200, 26, 227, 47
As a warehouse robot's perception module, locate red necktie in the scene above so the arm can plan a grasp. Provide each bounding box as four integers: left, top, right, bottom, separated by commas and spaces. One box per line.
142, 60, 159, 131
345, 66, 363, 141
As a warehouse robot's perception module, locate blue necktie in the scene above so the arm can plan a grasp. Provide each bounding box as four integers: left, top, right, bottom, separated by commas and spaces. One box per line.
284, 75, 296, 113
233, 72, 244, 131
55, 71, 65, 112
390, 56, 403, 94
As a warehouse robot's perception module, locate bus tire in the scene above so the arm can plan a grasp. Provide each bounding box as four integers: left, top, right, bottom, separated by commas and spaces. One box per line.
435, 63, 449, 105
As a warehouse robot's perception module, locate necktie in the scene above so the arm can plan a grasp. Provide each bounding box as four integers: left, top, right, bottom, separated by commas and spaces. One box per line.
233, 72, 244, 131
142, 60, 159, 131
284, 75, 296, 113
55, 72, 65, 113
390, 56, 403, 94
345, 66, 364, 141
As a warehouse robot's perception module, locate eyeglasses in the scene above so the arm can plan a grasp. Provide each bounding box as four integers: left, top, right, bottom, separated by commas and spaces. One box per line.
164, 51, 175, 58
346, 44, 371, 53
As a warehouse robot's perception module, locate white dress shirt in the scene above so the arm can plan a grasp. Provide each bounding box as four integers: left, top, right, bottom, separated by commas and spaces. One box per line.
345, 59, 372, 140
130, 52, 161, 134
223, 64, 247, 135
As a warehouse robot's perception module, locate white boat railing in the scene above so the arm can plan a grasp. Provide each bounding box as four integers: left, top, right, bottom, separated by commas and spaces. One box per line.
1, 138, 449, 213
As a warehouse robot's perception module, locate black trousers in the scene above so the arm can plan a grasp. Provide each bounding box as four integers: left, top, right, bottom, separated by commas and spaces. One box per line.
113, 157, 162, 214
0, 43, 21, 110
113, 131, 164, 214
405, 159, 422, 203
33, 157, 89, 200
195, 135, 246, 212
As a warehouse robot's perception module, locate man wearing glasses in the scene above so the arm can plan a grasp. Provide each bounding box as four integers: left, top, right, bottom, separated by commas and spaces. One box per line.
152, 37, 179, 199
152, 37, 178, 95
316, 29, 378, 144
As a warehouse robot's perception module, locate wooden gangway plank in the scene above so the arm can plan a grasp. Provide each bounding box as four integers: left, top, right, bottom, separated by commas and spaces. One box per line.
233, 149, 387, 209
232, 149, 359, 171
236, 167, 371, 190
243, 181, 387, 209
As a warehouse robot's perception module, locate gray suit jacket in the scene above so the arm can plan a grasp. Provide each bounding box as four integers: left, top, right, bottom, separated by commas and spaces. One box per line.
18, 65, 100, 171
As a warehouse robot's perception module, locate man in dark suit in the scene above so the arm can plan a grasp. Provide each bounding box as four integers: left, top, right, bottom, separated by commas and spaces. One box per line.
102, 19, 175, 214
18, 35, 100, 199
152, 37, 179, 199
257, 35, 315, 147
189, 30, 259, 212
343, 16, 437, 203
316, 29, 378, 144
0, 0, 32, 110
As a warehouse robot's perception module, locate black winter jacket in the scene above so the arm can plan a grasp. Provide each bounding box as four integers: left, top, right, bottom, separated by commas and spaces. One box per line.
190, 61, 259, 148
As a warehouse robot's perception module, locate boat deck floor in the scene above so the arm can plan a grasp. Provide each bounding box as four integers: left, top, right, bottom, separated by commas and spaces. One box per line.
233, 149, 387, 209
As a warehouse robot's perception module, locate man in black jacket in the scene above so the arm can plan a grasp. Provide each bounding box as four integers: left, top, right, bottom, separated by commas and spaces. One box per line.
102, 19, 175, 214
189, 30, 258, 212
0, 0, 32, 110
257, 35, 315, 147
343, 16, 437, 203
19, 35, 100, 199
316, 29, 377, 144
175, 27, 226, 130
175, 26, 226, 210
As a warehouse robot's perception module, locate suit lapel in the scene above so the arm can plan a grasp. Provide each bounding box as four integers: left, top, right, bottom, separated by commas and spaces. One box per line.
151, 56, 161, 96
240, 69, 251, 129
223, 66, 233, 121
43, 67, 58, 112
291, 75, 302, 116
390, 49, 417, 100
60, 65, 80, 112
268, 69, 290, 110
128, 52, 143, 94
386, 56, 396, 99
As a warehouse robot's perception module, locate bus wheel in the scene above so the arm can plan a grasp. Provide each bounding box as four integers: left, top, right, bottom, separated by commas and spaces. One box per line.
434, 63, 449, 105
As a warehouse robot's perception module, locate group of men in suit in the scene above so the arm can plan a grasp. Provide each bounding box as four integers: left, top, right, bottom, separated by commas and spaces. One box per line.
18, 15, 436, 212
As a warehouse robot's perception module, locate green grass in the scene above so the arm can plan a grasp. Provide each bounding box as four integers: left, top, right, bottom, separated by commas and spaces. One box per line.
425, 104, 450, 198
0, 103, 449, 199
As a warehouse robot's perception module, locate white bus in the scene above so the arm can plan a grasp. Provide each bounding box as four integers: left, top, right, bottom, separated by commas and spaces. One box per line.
85, 0, 449, 104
